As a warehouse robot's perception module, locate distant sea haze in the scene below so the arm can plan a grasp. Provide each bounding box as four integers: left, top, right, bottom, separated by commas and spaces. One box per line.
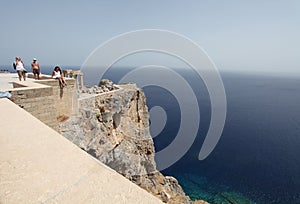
7, 65, 300, 203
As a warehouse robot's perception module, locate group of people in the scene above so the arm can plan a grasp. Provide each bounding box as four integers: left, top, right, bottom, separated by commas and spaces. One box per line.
13, 56, 67, 88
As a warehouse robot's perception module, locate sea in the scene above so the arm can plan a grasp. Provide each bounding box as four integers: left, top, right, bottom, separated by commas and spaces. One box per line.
6, 65, 300, 203
143, 70, 300, 204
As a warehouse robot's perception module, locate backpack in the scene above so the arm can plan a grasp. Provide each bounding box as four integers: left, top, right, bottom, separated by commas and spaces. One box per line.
13, 62, 16, 70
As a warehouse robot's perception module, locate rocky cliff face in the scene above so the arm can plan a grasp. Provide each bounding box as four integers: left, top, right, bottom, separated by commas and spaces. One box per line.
60, 80, 207, 204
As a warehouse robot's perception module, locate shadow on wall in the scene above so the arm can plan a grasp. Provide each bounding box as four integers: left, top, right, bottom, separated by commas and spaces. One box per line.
60, 88, 64, 98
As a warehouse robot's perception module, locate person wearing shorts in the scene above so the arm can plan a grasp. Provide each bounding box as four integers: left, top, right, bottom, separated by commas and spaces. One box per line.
31, 58, 41, 80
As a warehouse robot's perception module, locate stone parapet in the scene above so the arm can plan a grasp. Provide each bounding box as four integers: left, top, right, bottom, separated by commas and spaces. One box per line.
37, 78, 78, 118
9, 77, 77, 131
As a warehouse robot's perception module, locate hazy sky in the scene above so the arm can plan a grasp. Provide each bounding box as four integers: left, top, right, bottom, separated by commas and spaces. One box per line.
0, 0, 299, 74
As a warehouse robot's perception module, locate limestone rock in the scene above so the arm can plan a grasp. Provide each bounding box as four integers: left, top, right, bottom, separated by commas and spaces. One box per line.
81, 79, 118, 94
192, 200, 209, 204
59, 81, 206, 203
98, 79, 115, 91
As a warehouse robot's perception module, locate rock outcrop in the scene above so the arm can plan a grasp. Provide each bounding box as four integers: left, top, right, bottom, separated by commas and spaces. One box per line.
60, 80, 207, 204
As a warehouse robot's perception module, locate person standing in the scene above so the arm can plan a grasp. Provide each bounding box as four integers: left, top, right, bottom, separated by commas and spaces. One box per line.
31, 58, 41, 80
15, 56, 26, 81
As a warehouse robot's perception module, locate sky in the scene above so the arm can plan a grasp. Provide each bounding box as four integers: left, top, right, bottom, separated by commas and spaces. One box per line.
0, 0, 299, 74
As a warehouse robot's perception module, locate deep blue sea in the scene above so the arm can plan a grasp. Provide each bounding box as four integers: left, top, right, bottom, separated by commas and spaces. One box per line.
8, 65, 300, 203
102, 67, 300, 204
107, 68, 300, 204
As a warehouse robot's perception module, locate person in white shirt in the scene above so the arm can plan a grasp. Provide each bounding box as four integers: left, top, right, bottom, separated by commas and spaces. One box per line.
14, 56, 26, 81
52, 66, 67, 88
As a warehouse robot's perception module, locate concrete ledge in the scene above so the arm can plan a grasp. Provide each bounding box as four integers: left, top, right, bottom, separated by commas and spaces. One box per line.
0, 99, 162, 204
3, 74, 78, 131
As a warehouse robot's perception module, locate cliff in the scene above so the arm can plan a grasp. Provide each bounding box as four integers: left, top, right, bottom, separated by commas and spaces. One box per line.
59, 80, 207, 204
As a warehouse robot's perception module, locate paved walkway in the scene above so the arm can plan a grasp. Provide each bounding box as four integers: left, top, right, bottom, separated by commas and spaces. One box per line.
0, 73, 28, 91
0, 73, 51, 91
0, 98, 161, 204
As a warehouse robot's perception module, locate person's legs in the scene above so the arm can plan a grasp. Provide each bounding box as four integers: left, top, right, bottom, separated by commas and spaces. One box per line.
54, 77, 63, 88
62, 77, 67, 85
17, 71, 22, 81
23, 71, 26, 81
59, 78, 64, 88
33, 69, 40, 80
